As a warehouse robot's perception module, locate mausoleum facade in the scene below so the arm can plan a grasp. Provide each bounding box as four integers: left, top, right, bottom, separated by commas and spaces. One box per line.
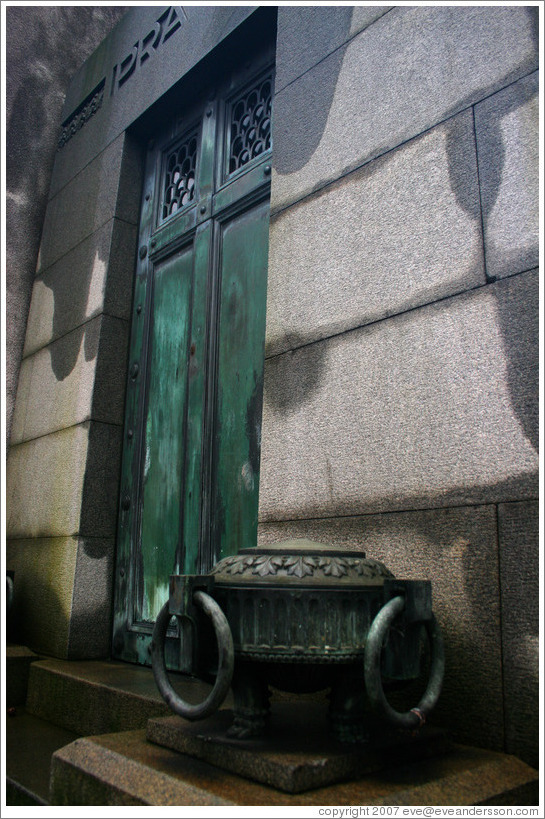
6, 4, 540, 791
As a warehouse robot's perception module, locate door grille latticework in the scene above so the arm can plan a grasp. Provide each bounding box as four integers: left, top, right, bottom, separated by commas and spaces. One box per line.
227, 72, 273, 175
160, 129, 199, 221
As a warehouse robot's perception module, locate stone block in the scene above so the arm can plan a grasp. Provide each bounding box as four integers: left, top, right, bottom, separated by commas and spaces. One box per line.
259, 504, 504, 751
11, 315, 128, 445
49, 730, 539, 806
5, 538, 78, 657
148, 710, 450, 793
12, 319, 97, 444
5, 782, 44, 808
275, 7, 392, 93
266, 110, 484, 356
79, 422, 123, 539
349, 5, 394, 37
26, 658, 214, 735
6, 645, 40, 707
25, 221, 111, 357
475, 71, 539, 280
272, 5, 538, 210
24, 219, 137, 359
48, 6, 259, 197
50, 734, 234, 806
259, 272, 538, 521
7, 425, 89, 538
8, 420, 121, 542
37, 133, 139, 273
498, 501, 539, 768
91, 315, 130, 425
68, 538, 115, 658
104, 218, 138, 319
6, 710, 79, 805
9, 353, 32, 445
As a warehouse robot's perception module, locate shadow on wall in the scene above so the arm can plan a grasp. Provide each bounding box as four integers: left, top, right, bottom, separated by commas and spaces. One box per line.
495, 273, 539, 454
6, 536, 114, 660
264, 36, 538, 463
31, 239, 116, 382
260, 8, 538, 766
66, 538, 115, 659
6, 6, 129, 439
274, 6, 353, 175
273, 7, 538, 184
32, 131, 142, 383
445, 70, 539, 453
445, 57, 538, 258
263, 279, 539, 511
265, 334, 328, 416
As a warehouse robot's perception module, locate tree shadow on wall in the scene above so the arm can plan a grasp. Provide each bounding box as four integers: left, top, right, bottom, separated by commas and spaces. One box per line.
444, 71, 539, 454
265, 40, 538, 459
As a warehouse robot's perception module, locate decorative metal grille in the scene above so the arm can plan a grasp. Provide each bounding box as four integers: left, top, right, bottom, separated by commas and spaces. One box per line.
161, 131, 198, 221
228, 74, 272, 175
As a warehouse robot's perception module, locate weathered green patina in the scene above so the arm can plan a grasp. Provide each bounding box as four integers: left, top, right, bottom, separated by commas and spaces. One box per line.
151, 539, 445, 742
140, 247, 192, 622
212, 200, 270, 562
113, 48, 274, 667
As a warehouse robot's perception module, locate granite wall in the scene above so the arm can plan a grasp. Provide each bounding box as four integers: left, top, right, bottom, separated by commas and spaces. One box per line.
259, 6, 539, 768
6, 5, 130, 446
6, 6, 131, 654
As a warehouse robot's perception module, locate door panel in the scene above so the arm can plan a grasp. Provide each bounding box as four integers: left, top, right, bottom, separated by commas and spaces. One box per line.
180, 220, 214, 576
113, 50, 274, 666
138, 245, 193, 623
212, 200, 270, 558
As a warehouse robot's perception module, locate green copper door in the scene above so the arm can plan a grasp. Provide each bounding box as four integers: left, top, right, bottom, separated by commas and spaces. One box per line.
113, 51, 273, 666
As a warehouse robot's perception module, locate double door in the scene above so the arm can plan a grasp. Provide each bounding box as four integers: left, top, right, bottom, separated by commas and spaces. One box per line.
113, 52, 273, 666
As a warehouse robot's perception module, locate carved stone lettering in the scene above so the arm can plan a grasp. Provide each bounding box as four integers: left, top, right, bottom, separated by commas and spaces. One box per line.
117, 44, 138, 87
140, 23, 162, 65
58, 7, 184, 148
111, 6, 183, 94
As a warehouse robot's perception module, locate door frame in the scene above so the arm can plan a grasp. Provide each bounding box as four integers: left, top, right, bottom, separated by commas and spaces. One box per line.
112, 33, 276, 668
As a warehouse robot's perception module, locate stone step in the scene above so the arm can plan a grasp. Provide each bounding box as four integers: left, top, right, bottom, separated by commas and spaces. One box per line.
50, 729, 539, 806
6, 644, 40, 707
5, 709, 79, 806
25, 657, 220, 736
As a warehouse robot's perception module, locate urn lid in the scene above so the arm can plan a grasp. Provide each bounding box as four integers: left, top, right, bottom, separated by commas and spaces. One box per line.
211, 538, 394, 586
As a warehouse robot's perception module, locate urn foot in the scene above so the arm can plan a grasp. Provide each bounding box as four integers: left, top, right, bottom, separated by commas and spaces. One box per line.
328, 670, 370, 744
229, 664, 271, 739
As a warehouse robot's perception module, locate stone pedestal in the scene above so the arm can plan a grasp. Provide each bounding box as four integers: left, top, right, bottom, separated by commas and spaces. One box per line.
50, 726, 539, 806
147, 703, 451, 793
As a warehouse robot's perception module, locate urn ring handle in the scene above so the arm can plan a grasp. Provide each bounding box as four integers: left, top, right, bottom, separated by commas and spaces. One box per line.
151, 591, 234, 720
364, 594, 445, 730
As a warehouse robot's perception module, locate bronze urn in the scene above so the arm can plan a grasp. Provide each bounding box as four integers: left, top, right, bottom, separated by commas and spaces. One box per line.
151, 540, 444, 742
